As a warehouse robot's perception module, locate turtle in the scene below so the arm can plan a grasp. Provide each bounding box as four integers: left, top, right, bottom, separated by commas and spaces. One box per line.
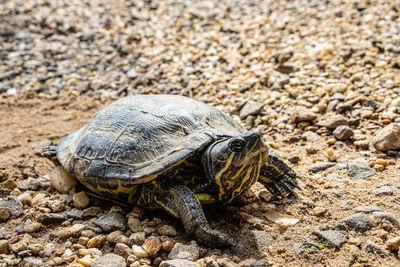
43, 94, 300, 247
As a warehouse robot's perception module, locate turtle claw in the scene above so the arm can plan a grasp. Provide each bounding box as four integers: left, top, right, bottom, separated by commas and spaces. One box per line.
166, 185, 235, 247
195, 226, 235, 247
272, 172, 301, 197
259, 155, 301, 197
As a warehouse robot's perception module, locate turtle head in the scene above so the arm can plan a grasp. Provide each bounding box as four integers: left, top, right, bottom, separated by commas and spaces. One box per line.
203, 130, 269, 203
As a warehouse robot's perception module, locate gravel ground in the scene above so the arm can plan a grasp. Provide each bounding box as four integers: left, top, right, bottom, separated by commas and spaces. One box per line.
1, 0, 400, 266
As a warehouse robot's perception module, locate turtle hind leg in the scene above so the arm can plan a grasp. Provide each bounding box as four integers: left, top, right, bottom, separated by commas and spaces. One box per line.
157, 185, 234, 247
258, 155, 301, 197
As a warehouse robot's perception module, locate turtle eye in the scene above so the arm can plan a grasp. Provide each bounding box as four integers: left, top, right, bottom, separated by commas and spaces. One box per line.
229, 138, 246, 152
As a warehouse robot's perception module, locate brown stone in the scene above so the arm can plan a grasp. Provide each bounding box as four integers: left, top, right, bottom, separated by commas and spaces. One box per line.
373, 124, 400, 151
143, 236, 162, 258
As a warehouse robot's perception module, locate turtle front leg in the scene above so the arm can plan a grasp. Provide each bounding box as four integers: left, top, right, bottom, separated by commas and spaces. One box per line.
258, 155, 300, 197
159, 185, 234, 247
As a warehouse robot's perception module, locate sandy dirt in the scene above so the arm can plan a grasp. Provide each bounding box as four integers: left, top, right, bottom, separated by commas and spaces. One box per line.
2, 0, 400, 265
1, 93, 400, 266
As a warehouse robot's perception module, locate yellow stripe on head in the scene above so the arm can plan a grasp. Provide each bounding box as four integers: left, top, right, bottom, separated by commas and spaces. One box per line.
214, 152, 235, 200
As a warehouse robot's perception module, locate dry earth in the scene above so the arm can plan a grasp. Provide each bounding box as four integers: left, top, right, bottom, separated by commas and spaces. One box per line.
1, 0, 400, 266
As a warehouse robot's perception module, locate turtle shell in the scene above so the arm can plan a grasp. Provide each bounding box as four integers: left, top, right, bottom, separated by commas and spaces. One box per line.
57, 94, 245, 185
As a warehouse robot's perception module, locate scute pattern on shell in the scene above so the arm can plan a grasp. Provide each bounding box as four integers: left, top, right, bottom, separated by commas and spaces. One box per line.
56, 95, 245, 183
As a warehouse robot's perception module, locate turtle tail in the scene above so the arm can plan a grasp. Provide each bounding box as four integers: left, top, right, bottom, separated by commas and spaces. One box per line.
41, 146, 57, 157
40, 145, 60, 165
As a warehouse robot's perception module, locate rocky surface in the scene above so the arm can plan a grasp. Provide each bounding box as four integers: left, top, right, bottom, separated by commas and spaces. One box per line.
168, 242, 200, 261
347, 158, 376, 179
160, 259, 200, 267
95, 212, 127, 232
1, 0, 400, 266
343, 213, 376, 232
91, 253, 127, 267
373, 124, 400, 151
312, 230, 348, 248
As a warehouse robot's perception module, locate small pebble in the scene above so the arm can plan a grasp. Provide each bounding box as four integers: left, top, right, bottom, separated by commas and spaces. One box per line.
157, 225, 177, 237
327, 138, 336, 145
217, 258, 239, 267
258, 189, 273, 202
131, 245, 149, 259
73, 191, 90, 209
326, 148, 337, 161
143, 236, 162, 258
373, 123, 400, 151
340, 200, 353, 210
107, 231, 124, 244
162, 240, 175, 252
354, 140, 370, 149
40, 213, 67, 225
0, 239, 9, 254
365, 242, 388, 258
58, 223, 86, 238
288, 155, 300, 164
373, 164, 385, 172
354, 206, 382, 213
49, 200, 65, 213
0, 207, 11, 221
127, 255, 138, 265
127, 69, 138, 79
43, 243, 55, 257
373, 212, 400, 229
308, 162, 336, 172
78, 254, 100, 267
10, 241, 27, 254
333, 125, 354, 140
114, 243, 132, 259
376, 182, 390, 188
375, 159, 388, 167
239, 101, 264, 119
319, 114, 348, 129
0, 197, 23, 217
343, 213, 376, 232
78, 248, 103, 257
32, 193, 47, 206
127, 216, 142, 233
87, 235, 106, 248
347, 158, 376, 179
312, 230, 348, 248
302, 131, 321, 142
292, 108, 317, 123
348, 237, 361, 246
129, 232, 146, 246
312, 207, 328, 216
168, 242, 200, 261
326, 173, 347, 184
160, 259, 200, 267
306, 146, 317, 154
376, 186, 394, 196
17, 192, 32, 206
387, 236, 400, 251
90, 253, 126, 267
23, 220, 42, 233
23, 257, 43, 266
249, 259, 270, 267
95, 213, 126, 232
49, 166, 77, 194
